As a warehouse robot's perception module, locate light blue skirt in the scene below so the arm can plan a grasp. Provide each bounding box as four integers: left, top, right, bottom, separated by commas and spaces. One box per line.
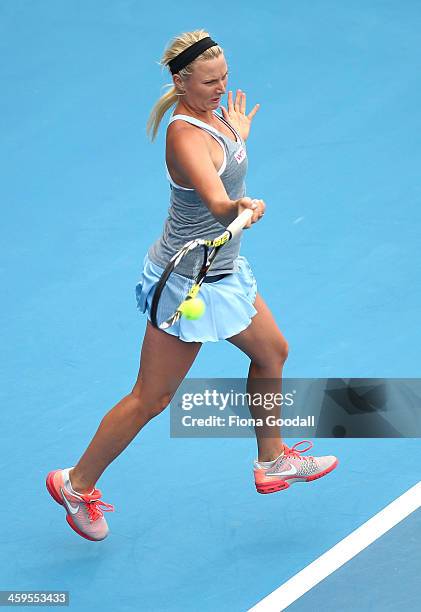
135, 254, 258, 343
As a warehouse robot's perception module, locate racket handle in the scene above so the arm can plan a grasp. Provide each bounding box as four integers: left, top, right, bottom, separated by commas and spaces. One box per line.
226, 209, 253, 238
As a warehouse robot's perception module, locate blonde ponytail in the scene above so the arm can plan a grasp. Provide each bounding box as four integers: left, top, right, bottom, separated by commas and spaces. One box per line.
146, 85, 179, 141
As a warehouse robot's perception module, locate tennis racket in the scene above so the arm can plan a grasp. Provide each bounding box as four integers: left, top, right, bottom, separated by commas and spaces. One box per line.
151, 209, 253, 329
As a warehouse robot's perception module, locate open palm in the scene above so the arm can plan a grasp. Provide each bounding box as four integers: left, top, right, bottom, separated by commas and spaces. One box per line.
220, 89, 260, 142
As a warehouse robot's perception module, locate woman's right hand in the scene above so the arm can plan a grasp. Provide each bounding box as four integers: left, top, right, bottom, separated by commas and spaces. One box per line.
236, 197, 266, 228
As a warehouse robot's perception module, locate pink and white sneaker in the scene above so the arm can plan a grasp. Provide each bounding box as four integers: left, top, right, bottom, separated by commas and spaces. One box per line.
46, 468, 114, 541
254, 440, 339, 494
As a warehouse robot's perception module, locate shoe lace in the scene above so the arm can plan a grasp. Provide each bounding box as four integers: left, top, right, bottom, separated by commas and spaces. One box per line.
283, 440, 314, 460
81, 489, 115, 522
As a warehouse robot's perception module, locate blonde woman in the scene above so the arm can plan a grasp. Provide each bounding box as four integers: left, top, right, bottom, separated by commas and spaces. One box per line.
46, 30, 338, 541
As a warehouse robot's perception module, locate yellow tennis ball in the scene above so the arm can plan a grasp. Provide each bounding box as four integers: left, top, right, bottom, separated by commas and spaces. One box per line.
179, 297, 206, 320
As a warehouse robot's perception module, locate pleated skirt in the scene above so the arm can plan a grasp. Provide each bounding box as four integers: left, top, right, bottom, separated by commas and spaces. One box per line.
135, 254, 258, 343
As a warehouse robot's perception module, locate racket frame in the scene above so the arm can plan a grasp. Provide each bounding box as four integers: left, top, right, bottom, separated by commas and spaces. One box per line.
150, 210, 252, 329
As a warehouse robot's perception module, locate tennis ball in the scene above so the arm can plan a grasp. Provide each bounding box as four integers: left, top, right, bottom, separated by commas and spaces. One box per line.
179, 297, 206, 320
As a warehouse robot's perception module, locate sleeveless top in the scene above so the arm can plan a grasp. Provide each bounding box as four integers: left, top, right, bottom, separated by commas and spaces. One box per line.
148, 110, 248, 276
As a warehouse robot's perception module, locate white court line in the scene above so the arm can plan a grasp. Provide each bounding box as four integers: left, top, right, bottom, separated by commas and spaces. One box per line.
248, 481, 421, 612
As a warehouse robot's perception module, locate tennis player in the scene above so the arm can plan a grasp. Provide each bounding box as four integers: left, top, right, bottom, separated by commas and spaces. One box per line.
46, 30, 338, 541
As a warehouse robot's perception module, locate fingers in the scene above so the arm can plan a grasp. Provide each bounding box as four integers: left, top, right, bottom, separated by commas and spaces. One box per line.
227, 90, 245, 113
227, 90, 234, 113
237, 197, 266, 227
227, 90, 260, 119
233, 89, 245, 113
251, 198, 265, 223
234, 90, 241, 112
240, 91, 246, 114
247, 103, 260, 120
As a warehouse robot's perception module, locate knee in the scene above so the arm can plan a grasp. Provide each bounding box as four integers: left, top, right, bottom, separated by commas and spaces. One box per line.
270, 338, 289, 369
254, 337, 289, 371
279, 338, 289, 364
130, 388, 172, 421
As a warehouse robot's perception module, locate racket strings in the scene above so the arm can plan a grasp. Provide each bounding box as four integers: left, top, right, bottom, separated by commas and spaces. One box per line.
154, 244, 207, 327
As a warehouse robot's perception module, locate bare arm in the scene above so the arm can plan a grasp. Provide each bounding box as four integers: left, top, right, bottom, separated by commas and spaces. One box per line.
167, 126, 263, 226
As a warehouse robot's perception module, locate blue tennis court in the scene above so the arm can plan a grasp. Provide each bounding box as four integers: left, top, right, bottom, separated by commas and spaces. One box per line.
1, 1, 420, 610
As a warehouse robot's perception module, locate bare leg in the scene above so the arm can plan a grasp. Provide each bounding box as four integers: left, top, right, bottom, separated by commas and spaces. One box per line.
227, 293, 288, 462
70, 322, 201, 493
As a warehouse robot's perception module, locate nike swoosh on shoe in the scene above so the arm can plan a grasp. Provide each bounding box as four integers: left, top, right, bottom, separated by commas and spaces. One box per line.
266, 464, 297, 477
60, 487, 80, 515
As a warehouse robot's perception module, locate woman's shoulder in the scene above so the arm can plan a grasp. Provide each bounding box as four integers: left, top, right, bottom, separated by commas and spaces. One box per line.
166, 116, 194, 136
166, 117, 211, 151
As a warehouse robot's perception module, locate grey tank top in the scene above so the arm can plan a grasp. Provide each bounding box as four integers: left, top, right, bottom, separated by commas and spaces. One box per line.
148, 110, 248, 276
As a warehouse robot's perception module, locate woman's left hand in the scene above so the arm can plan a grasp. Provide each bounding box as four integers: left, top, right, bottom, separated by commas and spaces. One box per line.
220, 90, 260, 142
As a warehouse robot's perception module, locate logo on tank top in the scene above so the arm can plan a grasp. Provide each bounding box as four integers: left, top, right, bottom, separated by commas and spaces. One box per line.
234, 145, 246, 164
